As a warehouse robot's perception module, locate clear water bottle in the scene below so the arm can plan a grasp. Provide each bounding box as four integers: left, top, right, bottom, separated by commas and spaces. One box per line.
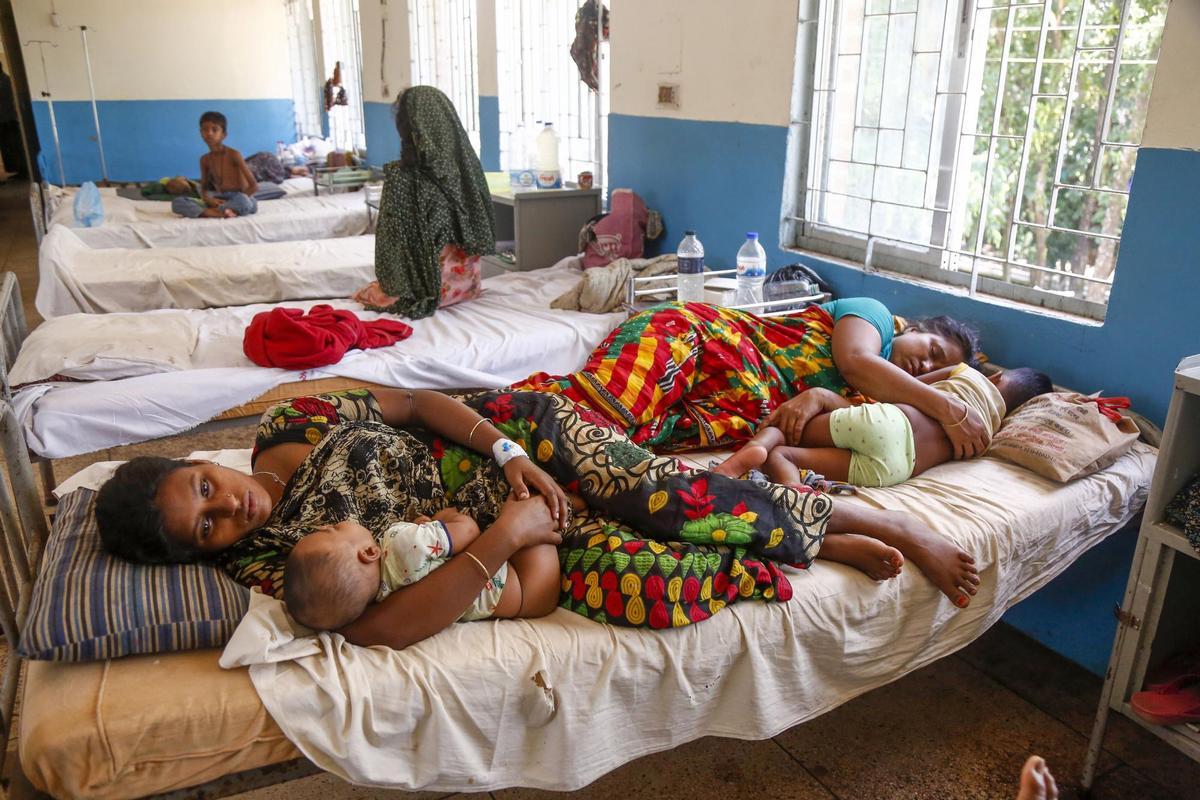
735, 232, 767, 308
677, 230, 705, 303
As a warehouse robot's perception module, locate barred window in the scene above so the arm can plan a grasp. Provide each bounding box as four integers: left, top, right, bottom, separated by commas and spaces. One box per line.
783, 0, 1168, 319
496, 0, 608, 186
410, 0, 481, 151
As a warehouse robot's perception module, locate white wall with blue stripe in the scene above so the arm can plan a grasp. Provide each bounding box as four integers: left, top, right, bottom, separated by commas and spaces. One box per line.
14, 0, 296, 184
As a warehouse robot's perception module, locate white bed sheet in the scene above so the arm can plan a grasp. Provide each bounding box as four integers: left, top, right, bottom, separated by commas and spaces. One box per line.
215, 442, 1155, 792
12, 260, 624, 459
47, 190, 368, 249
35, 228, 377, 316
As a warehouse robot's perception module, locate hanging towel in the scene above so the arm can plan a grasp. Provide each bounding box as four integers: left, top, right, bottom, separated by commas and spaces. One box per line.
243, 305, 413, 369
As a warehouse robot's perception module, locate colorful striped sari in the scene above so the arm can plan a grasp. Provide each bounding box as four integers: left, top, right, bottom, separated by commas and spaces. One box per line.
510, 301, 853, 451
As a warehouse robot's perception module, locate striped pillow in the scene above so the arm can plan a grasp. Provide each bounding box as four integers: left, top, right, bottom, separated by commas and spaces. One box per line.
19, 489, 250, 661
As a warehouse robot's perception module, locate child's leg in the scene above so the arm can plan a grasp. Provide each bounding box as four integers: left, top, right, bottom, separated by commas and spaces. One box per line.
221, 192, 258, 217
711, 425, 785, 478
763, 445, 852, 484
818, 532, 903, 581
506, 543, 561, 618
171, 195, 204, 218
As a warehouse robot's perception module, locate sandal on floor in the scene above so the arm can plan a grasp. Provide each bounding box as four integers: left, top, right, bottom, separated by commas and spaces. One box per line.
1131, 675, 1200, 726
1143, 649, 1200, 692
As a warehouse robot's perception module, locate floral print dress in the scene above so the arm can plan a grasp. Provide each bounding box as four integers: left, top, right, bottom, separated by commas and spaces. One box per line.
217, 389, 833, 629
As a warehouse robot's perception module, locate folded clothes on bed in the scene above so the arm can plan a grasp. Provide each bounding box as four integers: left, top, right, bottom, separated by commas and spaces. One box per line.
243, 305, 413, 369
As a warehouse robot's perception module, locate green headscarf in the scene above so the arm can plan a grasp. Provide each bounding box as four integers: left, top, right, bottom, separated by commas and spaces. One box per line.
371, 86, 496, 318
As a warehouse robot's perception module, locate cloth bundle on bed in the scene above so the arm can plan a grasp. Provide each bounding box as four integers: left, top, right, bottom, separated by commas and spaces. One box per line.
35, 227, 379, 316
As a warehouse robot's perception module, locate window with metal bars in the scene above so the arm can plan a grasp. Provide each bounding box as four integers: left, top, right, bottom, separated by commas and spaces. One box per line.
285, 0, 323, 140
409, 0, 481, 151
319, 0, 367, 152
496, 0, 608, 188
783, 0, 1168, 320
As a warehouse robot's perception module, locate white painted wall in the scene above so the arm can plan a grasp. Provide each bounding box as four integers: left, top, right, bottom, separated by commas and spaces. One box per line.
13, 0, 291, 100
477, 0, 497, 96
1141, 0, 1200, 149
360, 0, 413, 104
609, 0, 796, 126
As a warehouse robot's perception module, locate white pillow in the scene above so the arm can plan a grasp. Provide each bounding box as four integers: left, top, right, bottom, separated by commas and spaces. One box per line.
9, 312, 197, 384
48, 186, 140, 228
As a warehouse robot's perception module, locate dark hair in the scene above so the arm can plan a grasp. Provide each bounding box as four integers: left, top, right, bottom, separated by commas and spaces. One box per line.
908, 315, 981, 369
95, 457, 202, 564
1000, 367, 1054, 413
199, 110, 227, 132
392, 90, 417, 168
284, 543, 372, 630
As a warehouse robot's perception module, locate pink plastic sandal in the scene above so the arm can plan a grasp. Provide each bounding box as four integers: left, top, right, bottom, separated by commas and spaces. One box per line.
1131, 675, 1200, 726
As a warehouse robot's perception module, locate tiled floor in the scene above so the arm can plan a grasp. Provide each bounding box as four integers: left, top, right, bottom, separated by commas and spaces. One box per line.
2, 179, 1199, 798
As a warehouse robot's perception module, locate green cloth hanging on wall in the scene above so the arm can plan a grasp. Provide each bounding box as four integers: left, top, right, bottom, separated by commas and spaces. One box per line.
371, 86, 495, 318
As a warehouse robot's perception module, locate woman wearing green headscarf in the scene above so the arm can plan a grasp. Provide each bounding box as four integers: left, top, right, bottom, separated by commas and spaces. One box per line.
354, 86, 496, 318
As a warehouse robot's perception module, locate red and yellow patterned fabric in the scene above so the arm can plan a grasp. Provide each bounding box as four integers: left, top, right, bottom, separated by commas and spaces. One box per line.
510, 301, 853, 451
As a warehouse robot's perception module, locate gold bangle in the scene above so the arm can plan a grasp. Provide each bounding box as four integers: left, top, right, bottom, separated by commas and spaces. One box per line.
944, 405, 971, 428
466, 417, 488, 447
463, 551, 493, 585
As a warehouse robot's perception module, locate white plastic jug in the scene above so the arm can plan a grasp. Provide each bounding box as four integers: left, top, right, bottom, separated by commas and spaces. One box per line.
535, 123, 562, 189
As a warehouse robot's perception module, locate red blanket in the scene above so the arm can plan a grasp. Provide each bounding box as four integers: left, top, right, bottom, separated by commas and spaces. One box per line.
244, 305, 413, 369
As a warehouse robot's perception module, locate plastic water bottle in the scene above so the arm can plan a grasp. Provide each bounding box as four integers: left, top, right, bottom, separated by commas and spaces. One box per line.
735, 232, 767, 308
508, 124, 535, 190
535, 123, 562, 189
677, 230, 705, 303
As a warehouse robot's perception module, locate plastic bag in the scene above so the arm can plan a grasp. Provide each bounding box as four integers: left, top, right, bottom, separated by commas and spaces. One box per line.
73, 181, 105, 228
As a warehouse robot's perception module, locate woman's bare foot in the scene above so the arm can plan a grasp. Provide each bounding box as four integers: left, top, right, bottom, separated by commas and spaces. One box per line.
884, 514, 980, 607
818, 533, 903, 580
1016, 756, 1058, 800
829, 504, 980, 607
713, 443, 770, 478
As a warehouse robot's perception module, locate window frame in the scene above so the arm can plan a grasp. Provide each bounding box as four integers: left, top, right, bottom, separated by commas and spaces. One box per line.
783, 0, 1163, 322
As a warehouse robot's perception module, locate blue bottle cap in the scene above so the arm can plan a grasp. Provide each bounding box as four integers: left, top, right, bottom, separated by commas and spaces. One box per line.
746, 232, 759, 239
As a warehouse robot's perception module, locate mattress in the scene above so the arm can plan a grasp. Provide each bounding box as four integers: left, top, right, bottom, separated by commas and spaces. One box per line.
35, 228, 378, 316
19, 441, 1156, 798
10, 259, 626, 459
46, 189, 368, 249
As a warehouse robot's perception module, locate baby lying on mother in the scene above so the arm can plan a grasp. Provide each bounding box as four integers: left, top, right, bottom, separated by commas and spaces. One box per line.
95, 298, 985, 645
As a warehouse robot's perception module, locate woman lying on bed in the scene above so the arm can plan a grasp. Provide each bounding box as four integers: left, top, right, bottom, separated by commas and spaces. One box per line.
95, 388, 981, 650
513, 297, 991, 459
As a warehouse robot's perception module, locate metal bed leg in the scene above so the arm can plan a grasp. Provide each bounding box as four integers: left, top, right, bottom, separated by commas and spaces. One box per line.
37, 460, 56, 508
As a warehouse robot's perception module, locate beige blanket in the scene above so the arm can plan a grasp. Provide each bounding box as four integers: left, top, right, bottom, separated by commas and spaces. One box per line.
551, 254, 678, 313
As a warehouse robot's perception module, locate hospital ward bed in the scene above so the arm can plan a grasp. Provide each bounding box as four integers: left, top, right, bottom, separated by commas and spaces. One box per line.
37, 181, 369, 250
0, 403, 1156, 797
35, 228, 379, 317
6, 259, 625, 460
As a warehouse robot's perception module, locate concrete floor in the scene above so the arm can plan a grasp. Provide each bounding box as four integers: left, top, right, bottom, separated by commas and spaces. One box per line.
3, 179, 1199, 798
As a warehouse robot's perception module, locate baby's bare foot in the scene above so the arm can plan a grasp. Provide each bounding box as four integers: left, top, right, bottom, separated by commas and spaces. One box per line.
819, 533, 903, 580
223, 207, 238, 218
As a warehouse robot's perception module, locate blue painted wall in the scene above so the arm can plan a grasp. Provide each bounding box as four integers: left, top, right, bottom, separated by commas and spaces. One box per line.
479, 95, 501, 172
364, 100, 398, 167
365, 97, 501, 172
31, 99, 294, 184
609, 112, 1198, 674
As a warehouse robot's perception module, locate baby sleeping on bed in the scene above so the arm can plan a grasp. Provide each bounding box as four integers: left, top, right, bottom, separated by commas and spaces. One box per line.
283, 510, 560, 631
716, 365, 1053, 490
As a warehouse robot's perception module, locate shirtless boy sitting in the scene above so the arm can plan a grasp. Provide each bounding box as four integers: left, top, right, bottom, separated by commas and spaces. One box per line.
171, 110, 259, 219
